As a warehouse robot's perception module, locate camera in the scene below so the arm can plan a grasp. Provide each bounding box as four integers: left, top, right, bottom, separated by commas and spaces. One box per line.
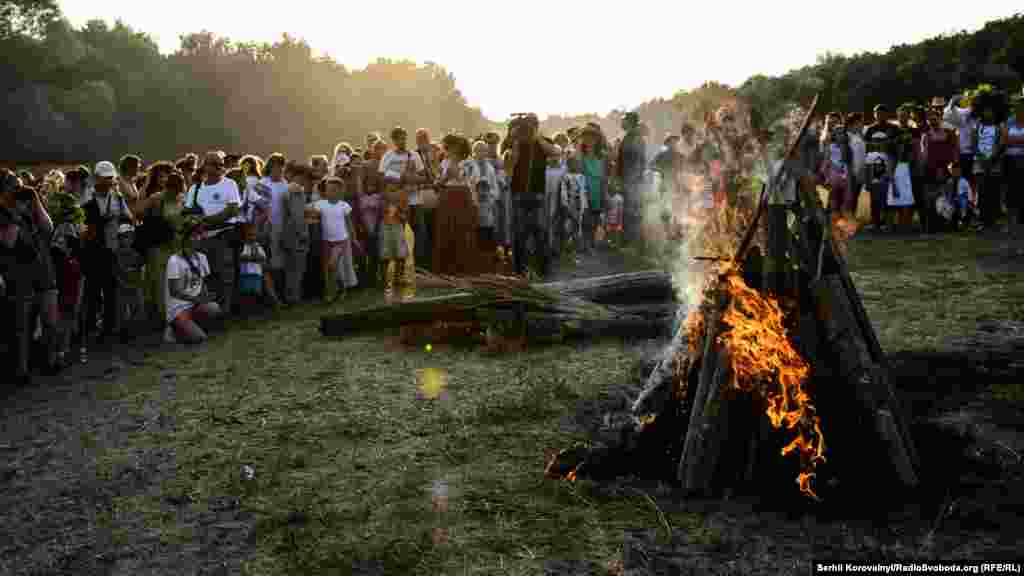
16, 186, 36, 203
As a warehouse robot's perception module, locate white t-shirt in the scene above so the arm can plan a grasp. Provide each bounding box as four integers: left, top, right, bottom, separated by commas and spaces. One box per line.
184, 178, 243, 235
258, 177, 290, 229
378, 150, 425, 204
847, 132, 866, 178
240, 242, 266, 276
165, 252, 210, 323
313, 199, 352, 242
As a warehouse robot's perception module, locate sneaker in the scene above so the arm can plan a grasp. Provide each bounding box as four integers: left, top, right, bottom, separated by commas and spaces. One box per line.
163, 325, 177, 344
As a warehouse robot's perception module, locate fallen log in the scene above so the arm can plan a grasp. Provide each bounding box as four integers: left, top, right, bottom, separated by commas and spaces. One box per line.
321, 271, 677, 339
538, 270, 675, 305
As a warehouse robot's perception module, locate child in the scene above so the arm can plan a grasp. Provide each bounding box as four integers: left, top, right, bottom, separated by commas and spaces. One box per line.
464, 140, 500, 270
238, 222, 277, 309
605, 189, 625, 246
165, 218, 224, 344
49, 190, 85, 370
558, 156, 588, 254
544, 145, 567, 259
306, 176, 359, 303
279, 163, 312, 305
944, 160, 974, 231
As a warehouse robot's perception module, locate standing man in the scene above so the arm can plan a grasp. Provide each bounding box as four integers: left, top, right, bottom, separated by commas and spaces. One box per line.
183, 151, 242, 314
505, 113, 558, 278
618, 112, 648, 245
80, 161, 133, 351
863, 104, 900, 231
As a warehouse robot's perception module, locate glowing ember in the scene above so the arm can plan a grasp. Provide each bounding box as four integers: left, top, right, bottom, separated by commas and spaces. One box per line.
565, 464, 582, 482
416, 368, 448, 400
830, 214, 860, 259
685, 270, 826, 500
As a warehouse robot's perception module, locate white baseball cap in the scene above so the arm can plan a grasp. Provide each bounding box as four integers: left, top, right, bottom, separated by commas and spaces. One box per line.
95, 161, 118, 178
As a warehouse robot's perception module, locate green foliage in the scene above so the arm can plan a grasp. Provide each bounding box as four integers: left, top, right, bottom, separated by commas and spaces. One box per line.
4, 10, 498, 163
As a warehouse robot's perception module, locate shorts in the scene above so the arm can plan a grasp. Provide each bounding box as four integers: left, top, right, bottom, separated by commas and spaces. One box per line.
239, 273, 263, 296
172, 303, 213, 325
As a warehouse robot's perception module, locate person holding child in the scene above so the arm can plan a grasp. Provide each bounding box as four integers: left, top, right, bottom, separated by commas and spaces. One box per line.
378, 126, 427, 301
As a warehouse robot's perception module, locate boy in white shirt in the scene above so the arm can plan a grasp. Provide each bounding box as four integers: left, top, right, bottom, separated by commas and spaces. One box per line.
306, 176, 359, 303
164, 219, 224, 344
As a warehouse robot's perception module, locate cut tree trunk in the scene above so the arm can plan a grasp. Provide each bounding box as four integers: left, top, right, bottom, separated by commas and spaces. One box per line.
538, 271, 675, 305
320, 271, 675, 339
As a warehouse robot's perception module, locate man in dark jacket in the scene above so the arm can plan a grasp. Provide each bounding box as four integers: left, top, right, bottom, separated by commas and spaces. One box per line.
505, 113, 558, 278
619, 112, 648, 244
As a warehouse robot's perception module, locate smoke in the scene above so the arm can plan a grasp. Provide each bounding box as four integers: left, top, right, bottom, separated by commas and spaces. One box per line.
631, 98, 786, 332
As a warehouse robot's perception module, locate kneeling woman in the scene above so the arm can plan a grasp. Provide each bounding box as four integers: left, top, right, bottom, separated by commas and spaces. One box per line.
164, 218, 224, 343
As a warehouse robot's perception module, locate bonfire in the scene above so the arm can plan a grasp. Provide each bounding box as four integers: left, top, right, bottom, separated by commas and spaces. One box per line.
546, 94, 919, 503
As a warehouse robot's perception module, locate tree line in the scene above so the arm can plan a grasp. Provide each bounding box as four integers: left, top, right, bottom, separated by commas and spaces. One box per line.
2, 0, 495, 164
542, 13, 1024, 146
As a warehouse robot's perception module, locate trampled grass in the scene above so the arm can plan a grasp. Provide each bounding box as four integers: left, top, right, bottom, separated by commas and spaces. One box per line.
72, 226, 1024, 575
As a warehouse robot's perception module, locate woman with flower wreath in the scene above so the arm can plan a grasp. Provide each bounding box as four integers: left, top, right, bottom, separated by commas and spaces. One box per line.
164, 217, 224, 344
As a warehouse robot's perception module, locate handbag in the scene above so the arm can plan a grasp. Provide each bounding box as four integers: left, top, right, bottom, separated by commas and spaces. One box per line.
134, 201, 176, 254
182, 182, 205, 218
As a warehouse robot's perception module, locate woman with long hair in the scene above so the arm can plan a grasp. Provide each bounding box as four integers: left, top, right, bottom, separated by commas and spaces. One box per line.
433, 133, 479, 276
970, 89, 1009, 231
134, 161, 176, 321
141, 170, 186, 334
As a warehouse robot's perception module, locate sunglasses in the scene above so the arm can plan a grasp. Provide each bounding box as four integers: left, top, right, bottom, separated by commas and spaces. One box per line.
207, 162, 224, 169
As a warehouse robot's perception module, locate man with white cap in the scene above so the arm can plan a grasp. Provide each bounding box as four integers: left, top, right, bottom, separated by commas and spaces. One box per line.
79, 160, 134, 356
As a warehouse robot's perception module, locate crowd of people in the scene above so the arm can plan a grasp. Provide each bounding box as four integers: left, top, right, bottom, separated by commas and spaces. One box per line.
817, 90, 1024, 235
3, 88, 1022, 386
0, 115, 649, 386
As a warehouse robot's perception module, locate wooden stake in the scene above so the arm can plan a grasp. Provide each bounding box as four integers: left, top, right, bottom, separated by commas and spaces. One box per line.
875, 408, 919, 486
679, 345, 733, 495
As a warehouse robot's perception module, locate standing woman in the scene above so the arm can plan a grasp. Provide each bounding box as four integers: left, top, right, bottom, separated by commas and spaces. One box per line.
970, 91, 1008, 231
135, 161, 178, 326
1004, 95, 1024, 250
433, 133, 479, 276
574, 125, 608, 254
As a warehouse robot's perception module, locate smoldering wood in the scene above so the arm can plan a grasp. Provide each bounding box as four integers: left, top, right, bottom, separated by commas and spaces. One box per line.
679, 348, 734, 495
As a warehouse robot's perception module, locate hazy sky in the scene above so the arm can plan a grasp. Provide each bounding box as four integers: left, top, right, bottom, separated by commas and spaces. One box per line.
59, 1, 1019, 120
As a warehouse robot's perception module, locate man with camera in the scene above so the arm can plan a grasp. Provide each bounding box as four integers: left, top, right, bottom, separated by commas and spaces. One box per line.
79, 161, 134, 353
1, 169, 55, 384
183, 151, 243, 315
503, 113, 559, 278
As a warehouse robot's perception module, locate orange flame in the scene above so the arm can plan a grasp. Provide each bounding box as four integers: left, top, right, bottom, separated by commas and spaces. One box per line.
714, 271, 825, 500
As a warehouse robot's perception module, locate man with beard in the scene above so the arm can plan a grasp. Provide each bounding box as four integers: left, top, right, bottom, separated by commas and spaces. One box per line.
618, 112, 648, 244
504, 113, 558, 278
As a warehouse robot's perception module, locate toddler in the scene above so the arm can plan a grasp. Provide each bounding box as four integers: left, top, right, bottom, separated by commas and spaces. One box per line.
238, 222, 279, 308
